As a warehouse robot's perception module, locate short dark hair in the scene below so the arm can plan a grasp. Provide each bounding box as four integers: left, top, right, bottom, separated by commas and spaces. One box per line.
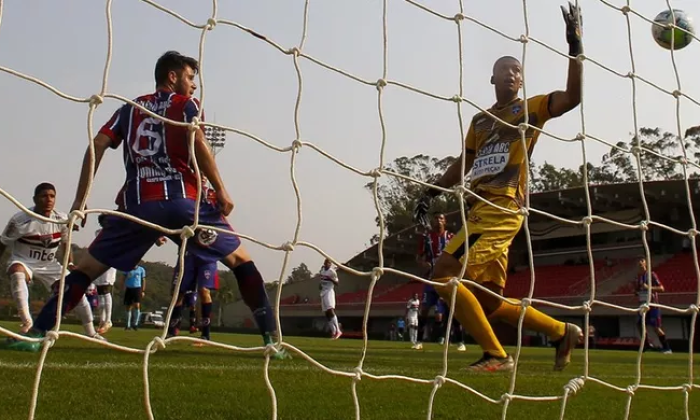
34, 182, 56, 197
154, 51, 199, 86
97, 213, 107, 228
492, 55, 521, 73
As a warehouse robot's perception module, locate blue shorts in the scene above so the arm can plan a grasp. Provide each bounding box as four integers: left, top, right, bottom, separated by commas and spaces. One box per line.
173, 251, 220, 293
89, 198, 240, 272
639, 307, 662, 328
422, 285, 447, 315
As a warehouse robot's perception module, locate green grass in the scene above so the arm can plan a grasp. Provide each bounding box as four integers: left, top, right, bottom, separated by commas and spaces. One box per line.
0, 322, 698, 420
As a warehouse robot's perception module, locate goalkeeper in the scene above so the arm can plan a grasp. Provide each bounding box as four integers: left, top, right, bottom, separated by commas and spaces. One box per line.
413, 2, 584, 372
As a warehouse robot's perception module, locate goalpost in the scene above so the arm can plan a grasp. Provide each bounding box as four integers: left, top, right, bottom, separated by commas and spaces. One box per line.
0, 1, 699, 419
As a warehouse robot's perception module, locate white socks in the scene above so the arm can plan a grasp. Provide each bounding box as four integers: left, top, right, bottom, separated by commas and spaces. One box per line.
332, 315, 340, 334
74, 295, 97, 337
328, 315, 340, 335
410, 327, 418, 344
97, 294, 113, 324
98, 295, 106, 323
103, 293, 112, 324
10, 272, 31, 328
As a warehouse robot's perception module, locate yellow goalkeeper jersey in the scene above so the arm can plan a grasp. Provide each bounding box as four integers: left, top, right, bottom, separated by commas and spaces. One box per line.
466, 94, 552, 204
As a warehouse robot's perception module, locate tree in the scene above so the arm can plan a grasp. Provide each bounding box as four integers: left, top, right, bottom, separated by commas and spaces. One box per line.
215, 287, 237, 327
285, 262, 314, 284
595, 127, 696, 183
531, 162, 585, 192
366, 154, 461, 240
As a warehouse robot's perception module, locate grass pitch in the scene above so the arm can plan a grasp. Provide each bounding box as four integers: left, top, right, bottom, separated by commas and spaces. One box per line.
0, 322, 697, 420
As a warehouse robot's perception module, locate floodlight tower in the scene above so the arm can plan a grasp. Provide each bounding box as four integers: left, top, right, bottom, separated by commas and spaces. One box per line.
204, 125, 227, 157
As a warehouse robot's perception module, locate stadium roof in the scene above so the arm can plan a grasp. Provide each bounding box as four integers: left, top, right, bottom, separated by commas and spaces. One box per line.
347, 180, 700, 267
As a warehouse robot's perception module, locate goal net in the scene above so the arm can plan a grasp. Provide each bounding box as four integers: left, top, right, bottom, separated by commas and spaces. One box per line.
0, 0, 699, 419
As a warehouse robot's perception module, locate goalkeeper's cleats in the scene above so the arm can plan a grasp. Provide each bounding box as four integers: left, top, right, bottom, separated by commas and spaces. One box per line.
467, 353, 514, 372
553, 323, 582, 371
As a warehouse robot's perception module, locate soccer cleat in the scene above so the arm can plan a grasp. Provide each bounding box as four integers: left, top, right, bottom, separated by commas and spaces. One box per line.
663, 349, 673, 355
271, 348, 292, 360
1, 332, 43, 353
97, 321, 113, 335
192, 336, 210, 348
438, 337, 445, 345
91, 333, 107, 342
414, 343, 423, 350
189, 325, 198, 334
553, 323, 583, 371
331, 330, 343, 340
467, 353, 514, 372
457, 343, 467, 352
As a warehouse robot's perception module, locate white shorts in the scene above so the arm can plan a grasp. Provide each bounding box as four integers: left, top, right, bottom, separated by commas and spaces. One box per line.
321, 290, 336, 312
93, 267, 117, 286
407, 314, 418, 327
8, 260, 67, 291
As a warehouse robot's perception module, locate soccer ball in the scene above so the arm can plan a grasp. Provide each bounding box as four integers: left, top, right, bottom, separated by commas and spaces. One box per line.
652, 9, 694, 50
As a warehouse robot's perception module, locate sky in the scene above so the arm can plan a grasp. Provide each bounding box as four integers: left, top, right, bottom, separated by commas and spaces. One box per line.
0, 0, 699, 283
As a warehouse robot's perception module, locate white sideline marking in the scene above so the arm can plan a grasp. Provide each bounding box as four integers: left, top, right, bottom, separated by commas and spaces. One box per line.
0, 361, 691, 381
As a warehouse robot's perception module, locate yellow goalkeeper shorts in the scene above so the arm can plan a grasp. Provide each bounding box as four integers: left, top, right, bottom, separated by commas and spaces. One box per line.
443, 195, 523, 288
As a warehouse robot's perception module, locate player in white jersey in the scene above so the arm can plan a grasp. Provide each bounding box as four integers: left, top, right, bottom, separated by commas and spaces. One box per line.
406, 293, 421, 347
0, 183, 101, 339
94, 215, 117, 334
319, 258, 341, 339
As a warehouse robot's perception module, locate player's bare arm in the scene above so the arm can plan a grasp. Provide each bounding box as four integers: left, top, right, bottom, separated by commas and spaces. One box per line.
193, 128, 234, 215
433, 150, 476, 193
412, 138, 475, 228
70, 133, 114, 224
547, 2, 583, 118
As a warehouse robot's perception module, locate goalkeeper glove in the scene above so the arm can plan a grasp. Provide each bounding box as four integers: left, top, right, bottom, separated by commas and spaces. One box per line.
413, 188, 440, 229
561, 1, 583, 57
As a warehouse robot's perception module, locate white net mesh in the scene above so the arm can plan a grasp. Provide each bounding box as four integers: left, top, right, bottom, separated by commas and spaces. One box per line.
0, 0, 699, 419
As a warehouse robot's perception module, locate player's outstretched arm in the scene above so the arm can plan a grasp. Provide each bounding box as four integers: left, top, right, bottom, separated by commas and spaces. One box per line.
192, 128, 234, 215
70, 134, 113, 219
413, 129, 476, 228
548, 2, 583, 118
